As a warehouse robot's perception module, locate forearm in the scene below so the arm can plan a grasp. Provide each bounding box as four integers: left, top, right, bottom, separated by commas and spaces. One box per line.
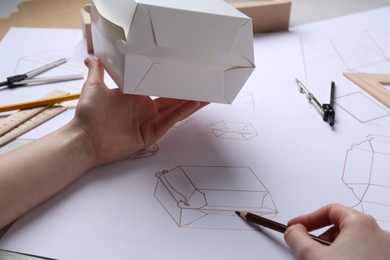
0, 120, 95, 229
0, 57, 207, 230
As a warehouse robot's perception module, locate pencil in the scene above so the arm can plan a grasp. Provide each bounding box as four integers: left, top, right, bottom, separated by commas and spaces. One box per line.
0, 93, 80, 113
235, 211, 331, 246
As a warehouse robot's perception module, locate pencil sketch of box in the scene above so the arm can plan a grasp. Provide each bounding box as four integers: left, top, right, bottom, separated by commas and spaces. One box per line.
206, 121, 258, 140
86, 0, 255, 103
128, 143, 159, 160
154, 166, 277, 229
342, 135, 390, 223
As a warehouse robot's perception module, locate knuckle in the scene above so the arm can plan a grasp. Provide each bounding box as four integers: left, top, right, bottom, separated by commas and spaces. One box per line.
362, 214, 378, 227
347, 211, 377, 227
297, 244, 317, 260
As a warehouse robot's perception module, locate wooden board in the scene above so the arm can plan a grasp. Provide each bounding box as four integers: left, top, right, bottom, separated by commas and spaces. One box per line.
231, 0, 291, 33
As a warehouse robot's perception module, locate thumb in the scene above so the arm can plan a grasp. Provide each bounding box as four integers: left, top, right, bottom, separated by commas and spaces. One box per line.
84, 57, 105, 84
284, 224, 322, 257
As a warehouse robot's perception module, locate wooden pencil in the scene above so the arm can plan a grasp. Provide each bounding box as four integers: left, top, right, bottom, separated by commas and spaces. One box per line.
236, 211, 331, 246
0, 93, 80, 113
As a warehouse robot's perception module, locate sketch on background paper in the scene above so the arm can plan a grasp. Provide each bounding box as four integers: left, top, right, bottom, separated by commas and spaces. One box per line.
17, 50, 85, 76
232, 91, 256, 110
330, 25, 390, 70
342, 135, 390, 226
14, 50, 86, 93
206, 121, 258, 140
336, 92, 390, 126
2, 9, 390, 260
300, 22, 390, 128
128, 143, 159, 160
154, 165, 277, 230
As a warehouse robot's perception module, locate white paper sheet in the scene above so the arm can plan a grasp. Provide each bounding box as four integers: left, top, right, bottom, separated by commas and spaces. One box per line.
0, 6, 390, 259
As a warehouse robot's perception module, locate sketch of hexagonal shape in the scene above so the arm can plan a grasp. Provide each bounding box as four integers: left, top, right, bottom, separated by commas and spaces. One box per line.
206, 121, 258, 140
154, 166, 277, 229
128, 143, 159, 160
343, 135, 390, 222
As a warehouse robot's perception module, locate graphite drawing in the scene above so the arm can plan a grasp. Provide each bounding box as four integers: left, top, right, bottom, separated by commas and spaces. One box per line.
342, 135, 390, 227
154, 165, 277, 230
206, 121, 258, 140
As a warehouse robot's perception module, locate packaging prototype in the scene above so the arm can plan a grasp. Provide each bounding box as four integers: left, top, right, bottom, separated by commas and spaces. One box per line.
85, 0, 255, 103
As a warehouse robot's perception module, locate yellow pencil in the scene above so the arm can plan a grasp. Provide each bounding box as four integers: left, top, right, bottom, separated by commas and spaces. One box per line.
0, 93, 80, 113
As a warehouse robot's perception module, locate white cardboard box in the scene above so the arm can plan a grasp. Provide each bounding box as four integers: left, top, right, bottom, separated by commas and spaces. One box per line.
86, 0, 255, 103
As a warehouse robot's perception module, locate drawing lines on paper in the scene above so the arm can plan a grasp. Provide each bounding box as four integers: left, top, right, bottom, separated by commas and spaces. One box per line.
232, 91, 256, 110
342, 135, 390, 226
15, 50, 86, 92
300, 23, 390, 128
336, 92, 390, 124
369, 23, 390, 57
206, 121, 258, 140
330, 25, 390, 70
154, 165, 277, 230
10, 50, 87, 126
18, 50, 86, 72
128, 143, 159, 160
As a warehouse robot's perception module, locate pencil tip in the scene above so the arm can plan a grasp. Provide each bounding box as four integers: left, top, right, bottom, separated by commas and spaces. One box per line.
235, 211, 247, 219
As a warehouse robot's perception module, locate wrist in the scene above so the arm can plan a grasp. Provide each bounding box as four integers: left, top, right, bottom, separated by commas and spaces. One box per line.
59, 119, 98, 171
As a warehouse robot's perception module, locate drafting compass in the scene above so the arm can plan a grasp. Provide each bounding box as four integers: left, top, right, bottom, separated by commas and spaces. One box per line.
295, 78, 336, 126
0, 58, 83, 89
